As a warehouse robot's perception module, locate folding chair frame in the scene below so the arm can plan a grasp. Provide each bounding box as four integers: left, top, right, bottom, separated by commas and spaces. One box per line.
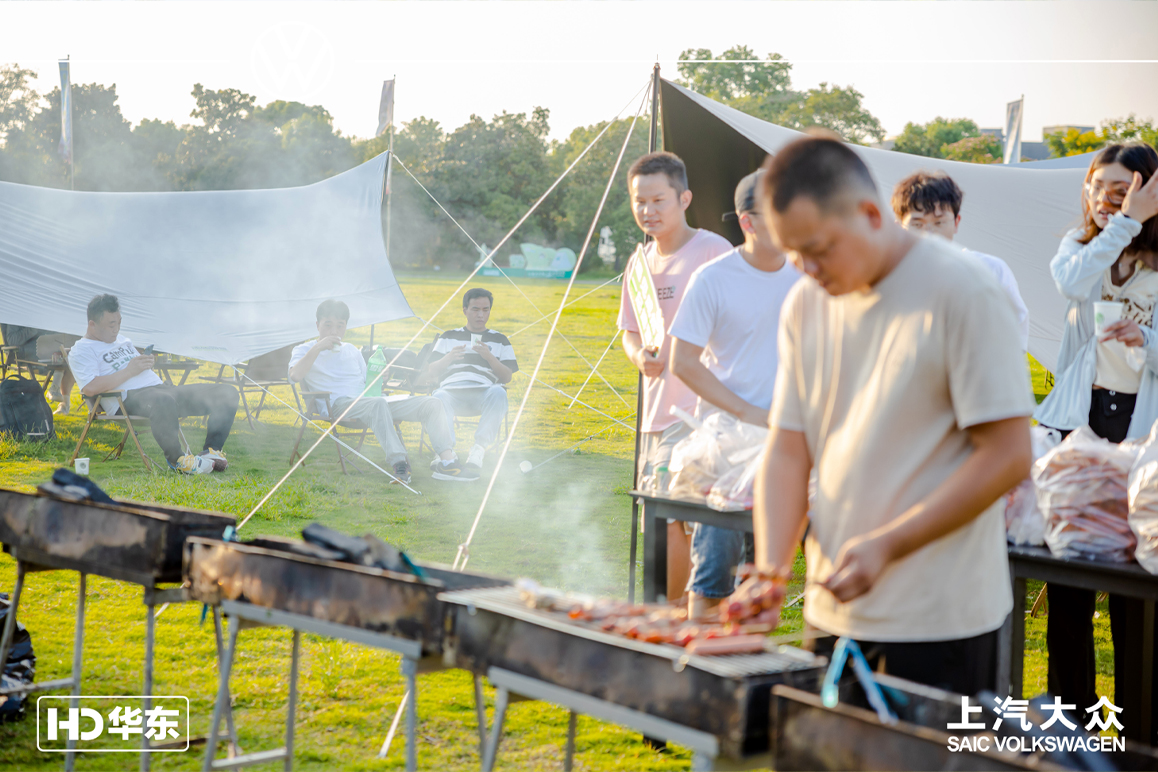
68, 392, 158, 472
288, 384, 370, 475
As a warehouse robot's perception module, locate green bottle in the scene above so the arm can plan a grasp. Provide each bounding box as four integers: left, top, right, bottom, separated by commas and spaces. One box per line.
366, 346, 388, 392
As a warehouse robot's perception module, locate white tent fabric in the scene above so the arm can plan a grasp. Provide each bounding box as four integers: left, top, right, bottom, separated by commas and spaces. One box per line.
0, 152, 411, 365
670, 82, 1093, 372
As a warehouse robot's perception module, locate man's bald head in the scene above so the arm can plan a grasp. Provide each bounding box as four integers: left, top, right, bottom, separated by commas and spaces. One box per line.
761, 135, 879, 216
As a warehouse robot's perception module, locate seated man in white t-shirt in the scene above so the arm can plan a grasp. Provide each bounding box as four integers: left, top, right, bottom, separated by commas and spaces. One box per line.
747, 136, 1034, 695
288, 299, 475, 484
669, 169, 801, 619
891, 170, 1031, 350
68, 294, 239, 475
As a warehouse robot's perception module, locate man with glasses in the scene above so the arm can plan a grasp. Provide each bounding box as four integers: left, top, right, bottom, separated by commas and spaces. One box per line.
669, 169, 802, 618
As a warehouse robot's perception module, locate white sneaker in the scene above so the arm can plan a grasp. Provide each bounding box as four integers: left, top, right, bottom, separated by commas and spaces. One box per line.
199, 448, 228, 472
467, 444, 485, 469
172, 454, 214, 475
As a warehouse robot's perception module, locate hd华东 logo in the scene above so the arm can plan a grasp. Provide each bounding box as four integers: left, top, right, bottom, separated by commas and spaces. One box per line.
37, 696, 189, 753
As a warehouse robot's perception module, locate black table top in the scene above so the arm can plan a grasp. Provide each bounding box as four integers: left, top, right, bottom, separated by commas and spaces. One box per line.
628, 490, 752, 516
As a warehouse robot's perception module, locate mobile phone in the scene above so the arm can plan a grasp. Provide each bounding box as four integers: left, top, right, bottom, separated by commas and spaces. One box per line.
143, 345, 155, 356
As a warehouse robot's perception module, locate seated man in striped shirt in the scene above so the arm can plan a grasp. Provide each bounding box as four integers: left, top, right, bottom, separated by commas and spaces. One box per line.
426, 288, 519, 472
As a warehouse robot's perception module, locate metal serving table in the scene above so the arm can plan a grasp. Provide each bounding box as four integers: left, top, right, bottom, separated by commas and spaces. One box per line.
628, 491, 752, 603
998, 544, 1158, 745
0, 487, 235, 771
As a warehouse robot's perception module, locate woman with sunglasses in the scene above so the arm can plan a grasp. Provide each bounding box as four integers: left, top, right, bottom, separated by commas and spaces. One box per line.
1036, 141, 1158, 743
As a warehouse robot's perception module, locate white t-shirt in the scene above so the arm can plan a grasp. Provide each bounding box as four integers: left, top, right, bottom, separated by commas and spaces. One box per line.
288, 340, 366, 414
771, 235, 1036, 642
668, 249, 801, 411
962, 248, 1030, 351
69, 334, 163, 416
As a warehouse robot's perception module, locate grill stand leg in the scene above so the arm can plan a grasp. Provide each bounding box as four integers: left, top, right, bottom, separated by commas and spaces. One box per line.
628, 499, 639, 605
141, 599, 155, 772
403, 657, 417, 772
473, 674, 487, 757
285, 630, 301, 772
563, 710, 577, 771
0, 562, 27, 678
481, 686, 509, 772
65, 573, 86, 772
212, 609, 240, 757
203, 616, 240, 771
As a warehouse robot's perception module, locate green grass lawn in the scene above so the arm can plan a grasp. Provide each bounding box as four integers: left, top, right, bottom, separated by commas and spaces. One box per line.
0, 273, 1114, 769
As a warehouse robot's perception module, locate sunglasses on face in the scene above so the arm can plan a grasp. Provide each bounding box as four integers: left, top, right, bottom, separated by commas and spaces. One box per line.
1086, 182, 1130, 206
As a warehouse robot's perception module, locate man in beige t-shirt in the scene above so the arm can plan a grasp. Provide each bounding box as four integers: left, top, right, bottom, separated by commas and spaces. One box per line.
748, 136, 1035, 695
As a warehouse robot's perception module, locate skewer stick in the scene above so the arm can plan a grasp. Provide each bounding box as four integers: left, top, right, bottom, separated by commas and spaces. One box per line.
377, 690, 409, 759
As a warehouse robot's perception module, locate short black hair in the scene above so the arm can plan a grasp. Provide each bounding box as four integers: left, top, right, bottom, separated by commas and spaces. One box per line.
316, 298, 350, 322
627, 151, 688, 195
463, 288, 493, 309
761, 136, 877, 215
892, 171, 964, 220
87, 294, 119, 322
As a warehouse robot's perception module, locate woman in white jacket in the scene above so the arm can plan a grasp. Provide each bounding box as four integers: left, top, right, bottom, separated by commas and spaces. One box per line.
1035, 142, 1158, 744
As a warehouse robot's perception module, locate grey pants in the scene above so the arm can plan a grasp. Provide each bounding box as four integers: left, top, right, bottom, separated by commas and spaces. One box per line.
432, 385, 508, 448
330, 395, 453, 466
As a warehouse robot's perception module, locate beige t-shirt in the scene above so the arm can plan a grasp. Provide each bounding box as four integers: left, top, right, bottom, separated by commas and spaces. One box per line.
1095, 263, 1158, 394
770, 236, 1035, 642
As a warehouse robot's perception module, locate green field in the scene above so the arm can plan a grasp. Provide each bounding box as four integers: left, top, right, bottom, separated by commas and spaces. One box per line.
0, 272, 1113, 769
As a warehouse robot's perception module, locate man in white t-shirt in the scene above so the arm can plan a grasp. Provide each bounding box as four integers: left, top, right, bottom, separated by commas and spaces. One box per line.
669, 169, 801, 618
68, 294, 239, 475
891, 170, 1030, 350
746, 136, 1034, 695
618, 150, 734, 602
288, 299, 473, 485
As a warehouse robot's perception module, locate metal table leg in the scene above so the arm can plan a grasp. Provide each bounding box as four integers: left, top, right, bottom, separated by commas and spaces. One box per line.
141, 599, 155, 772
1142, 599, 1154, 744
564, 711, 577, 771
403, 657, 417, 772
628, 499, 639, 604
641, 499, 667, 603
203, 618, 240, 771
212, 609, 240, 757
1010, 576, 1026, 699
65, 572, 86, 772
473, 674, 487, 756
285, 631, 301, 771
0, 561, 27, 674
481, 686, 509, 772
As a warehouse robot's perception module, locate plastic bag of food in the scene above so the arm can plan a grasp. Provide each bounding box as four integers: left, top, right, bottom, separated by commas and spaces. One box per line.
668, 411, 767, 502
1004, 426, 1062, 546
1128, 421, 1158, 573
1034, 426, 1137, 562
707, 448, 763, 512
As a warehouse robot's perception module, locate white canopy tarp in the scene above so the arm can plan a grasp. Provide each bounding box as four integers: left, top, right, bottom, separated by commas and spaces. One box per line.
0, 152, 411, 365
668, 82, 1091, 372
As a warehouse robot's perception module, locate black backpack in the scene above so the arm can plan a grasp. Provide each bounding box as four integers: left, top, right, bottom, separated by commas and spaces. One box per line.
0, 376, 54, 441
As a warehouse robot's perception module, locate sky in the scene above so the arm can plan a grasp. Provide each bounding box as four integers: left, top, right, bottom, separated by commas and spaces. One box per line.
3, 1, 1157, 144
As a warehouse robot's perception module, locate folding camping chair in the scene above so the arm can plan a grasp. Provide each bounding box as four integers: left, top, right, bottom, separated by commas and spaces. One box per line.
287, 382, 370, 475
63, 348, 191, 473
201, 344, 297, 430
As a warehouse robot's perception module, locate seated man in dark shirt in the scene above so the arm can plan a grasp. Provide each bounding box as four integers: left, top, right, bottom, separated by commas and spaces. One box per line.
425, 289, 519, 472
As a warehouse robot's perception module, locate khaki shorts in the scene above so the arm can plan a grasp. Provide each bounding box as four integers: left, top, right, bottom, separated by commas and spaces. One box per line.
637, 422, 695, 534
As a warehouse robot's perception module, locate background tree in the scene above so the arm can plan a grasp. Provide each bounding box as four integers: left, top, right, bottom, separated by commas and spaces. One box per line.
0, 65, 38, 145
1045, 127, 1106, 158
778, 83, 885, 144
892, 117, 982, 158
677, 46, 792, 103
940, 135, 1002, 164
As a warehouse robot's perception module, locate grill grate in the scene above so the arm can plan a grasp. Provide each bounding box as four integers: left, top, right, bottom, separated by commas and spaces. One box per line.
441, 586, 822, 679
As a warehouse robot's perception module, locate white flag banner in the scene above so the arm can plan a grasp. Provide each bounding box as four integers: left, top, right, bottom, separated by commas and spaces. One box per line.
376, 79, 395, 137
58, 60, 72, 165
1004, 98, 1023, 165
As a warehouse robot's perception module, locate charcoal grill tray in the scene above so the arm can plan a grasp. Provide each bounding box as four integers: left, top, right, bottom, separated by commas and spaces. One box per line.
184, 537, 509, 655
441, 585, 825, 759
0, 487, 235, 585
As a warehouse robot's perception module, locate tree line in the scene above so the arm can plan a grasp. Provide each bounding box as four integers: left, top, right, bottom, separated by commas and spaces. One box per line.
2, 50, 1155, 271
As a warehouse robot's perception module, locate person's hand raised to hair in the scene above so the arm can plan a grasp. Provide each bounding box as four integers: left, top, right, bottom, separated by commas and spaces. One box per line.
1101, 318, 1147, 347
125, 355, 155, 376
820, 531, 893, 603
633, 346, 665, 378
1123, 171, 1158, 224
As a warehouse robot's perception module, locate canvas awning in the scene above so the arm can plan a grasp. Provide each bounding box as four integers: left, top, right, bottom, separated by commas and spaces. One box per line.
660, 79, 1090, 372
0, 152, 411, 365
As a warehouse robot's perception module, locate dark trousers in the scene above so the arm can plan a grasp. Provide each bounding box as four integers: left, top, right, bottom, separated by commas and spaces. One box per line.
1047, 388, 1158, 744
123, 383, 239, 465
808, 628, 998, 697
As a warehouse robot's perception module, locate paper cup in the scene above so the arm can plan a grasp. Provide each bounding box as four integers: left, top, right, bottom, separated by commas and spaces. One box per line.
74, 458, 90, 475
470, 333, 482, 346
1095, 301, 1124, 334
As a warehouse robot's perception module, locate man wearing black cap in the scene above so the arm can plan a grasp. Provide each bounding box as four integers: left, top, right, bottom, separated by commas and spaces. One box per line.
669, 169, 802, 618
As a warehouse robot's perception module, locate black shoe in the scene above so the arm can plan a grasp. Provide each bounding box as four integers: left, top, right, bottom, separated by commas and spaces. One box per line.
391, 460, 412, 485
431, 459, 479, 482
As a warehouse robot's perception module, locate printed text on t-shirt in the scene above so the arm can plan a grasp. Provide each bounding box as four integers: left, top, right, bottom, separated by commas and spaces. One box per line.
656, 285, 675, 301
101, 342, 138, 372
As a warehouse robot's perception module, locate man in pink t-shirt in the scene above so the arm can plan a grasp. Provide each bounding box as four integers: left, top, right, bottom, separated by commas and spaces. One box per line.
618, 151, 733, 602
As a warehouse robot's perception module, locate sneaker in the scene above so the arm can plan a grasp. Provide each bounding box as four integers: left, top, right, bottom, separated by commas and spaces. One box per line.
199, 448, 228, 472
391, 460, 412, 485
47, 385, 64, 404
466, 444, 486, 469
431, 459, 480, 482
53, 401, 70, 416
171, 454, 214, 475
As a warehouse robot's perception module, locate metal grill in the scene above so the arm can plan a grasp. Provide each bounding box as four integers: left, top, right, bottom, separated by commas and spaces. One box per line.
440, 585, 821, 678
